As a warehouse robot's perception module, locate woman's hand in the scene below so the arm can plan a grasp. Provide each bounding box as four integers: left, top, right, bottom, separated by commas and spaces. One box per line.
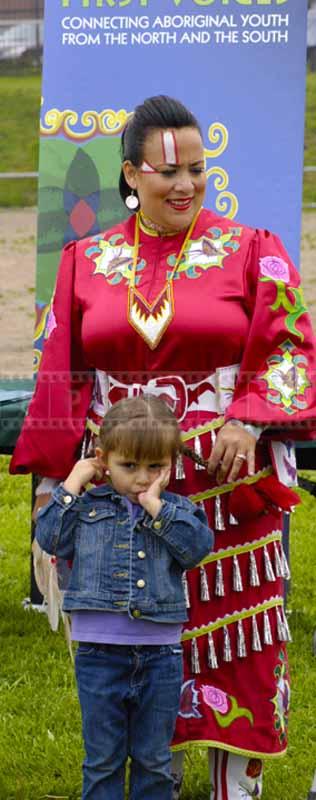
138, 466, 171, 518
207, 423, 256, 484
63, 457, 105, 496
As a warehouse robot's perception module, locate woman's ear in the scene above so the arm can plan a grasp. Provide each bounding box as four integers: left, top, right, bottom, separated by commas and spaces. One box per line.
122, 160, 138, 190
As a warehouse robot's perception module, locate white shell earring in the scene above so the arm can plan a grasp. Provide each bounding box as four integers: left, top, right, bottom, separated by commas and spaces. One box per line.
125, 190, 139, 211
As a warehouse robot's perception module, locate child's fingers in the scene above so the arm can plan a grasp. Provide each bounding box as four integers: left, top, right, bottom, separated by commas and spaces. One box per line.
159, 466, 171, 489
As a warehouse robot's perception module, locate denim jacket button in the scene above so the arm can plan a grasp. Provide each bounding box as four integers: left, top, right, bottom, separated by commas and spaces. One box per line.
136, 579, 145, 588
137, 550, 146, 559
132, 609, 141, 618
153, 519, 162, 530
63, 495, 73, 505
88, 509, 97, 517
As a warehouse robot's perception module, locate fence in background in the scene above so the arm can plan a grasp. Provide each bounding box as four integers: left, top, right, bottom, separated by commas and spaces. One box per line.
0, 1, 43, 71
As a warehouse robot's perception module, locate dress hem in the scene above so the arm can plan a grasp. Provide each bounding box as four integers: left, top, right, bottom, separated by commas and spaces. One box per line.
171, 740, 287, 759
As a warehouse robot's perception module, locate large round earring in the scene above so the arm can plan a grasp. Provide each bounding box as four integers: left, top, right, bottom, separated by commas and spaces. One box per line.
125, 190, 139, 211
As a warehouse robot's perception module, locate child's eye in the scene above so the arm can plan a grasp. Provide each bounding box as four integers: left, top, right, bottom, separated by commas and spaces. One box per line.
149, 464, 162, 470
122, 463, 136, 470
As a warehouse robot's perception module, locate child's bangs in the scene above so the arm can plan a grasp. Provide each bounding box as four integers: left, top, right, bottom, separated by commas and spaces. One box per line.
107, 417, 180, 461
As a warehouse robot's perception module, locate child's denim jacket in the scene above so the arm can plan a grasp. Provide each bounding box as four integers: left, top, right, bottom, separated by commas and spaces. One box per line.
35, 483, 213, 623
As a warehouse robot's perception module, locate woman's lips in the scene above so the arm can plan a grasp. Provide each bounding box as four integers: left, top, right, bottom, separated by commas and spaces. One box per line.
167, 198, 193, 211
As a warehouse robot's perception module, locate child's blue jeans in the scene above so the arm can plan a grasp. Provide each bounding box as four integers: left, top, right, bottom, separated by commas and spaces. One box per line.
75, 641, 183, 800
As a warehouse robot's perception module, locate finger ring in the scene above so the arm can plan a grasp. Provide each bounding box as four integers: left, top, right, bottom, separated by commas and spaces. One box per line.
235, 453, 247, 461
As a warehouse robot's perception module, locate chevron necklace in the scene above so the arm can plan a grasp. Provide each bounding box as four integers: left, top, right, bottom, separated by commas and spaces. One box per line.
127, 208, 201, 350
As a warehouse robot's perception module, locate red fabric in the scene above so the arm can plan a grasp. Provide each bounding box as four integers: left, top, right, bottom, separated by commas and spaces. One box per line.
9, 208, 315, 756
229, 475, 301, 523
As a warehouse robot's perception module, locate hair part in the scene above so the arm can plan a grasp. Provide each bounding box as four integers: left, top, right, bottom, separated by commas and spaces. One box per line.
119, 95, 202, 207
98, 395, 181, 462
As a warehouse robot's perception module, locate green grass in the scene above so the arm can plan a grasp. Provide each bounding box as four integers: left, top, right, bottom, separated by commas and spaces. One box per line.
0, 75, 41, 207
0, 72, 315, 208
0, 455, 316, 799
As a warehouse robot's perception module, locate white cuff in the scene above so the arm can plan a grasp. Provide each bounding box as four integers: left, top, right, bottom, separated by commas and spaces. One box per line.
228, 419, 265, 441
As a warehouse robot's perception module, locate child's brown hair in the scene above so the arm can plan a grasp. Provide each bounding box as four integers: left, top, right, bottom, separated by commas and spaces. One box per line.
98, 396, 181, 462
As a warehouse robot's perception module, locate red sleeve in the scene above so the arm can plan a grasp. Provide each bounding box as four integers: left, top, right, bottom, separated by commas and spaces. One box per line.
10, 241, 94, 477
225, 228, 316, 439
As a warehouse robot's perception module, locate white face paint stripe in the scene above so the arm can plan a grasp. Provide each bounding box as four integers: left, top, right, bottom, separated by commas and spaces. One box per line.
161, 130, 178, 165
139, 160, 156, 173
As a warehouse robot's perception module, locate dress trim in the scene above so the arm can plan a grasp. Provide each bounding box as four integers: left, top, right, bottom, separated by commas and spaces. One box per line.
171, 740, 287, 759
189, 467, 273, 503
181, 596, 284, 641
200, 531, 282, 566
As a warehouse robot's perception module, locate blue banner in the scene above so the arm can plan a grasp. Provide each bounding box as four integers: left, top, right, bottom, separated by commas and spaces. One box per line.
35, 0, 307, 363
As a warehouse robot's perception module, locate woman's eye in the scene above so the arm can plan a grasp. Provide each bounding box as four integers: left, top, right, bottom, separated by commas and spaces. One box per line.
160, 170, 177, 177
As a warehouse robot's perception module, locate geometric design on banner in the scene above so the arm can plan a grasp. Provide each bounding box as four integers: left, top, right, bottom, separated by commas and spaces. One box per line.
63, 149, 100, 241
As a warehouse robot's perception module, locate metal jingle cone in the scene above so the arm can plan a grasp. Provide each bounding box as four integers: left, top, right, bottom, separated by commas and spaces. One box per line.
276, 606, 287, 641
200, 565, 210, 601
237, 619, 247, 657
229, 513, 239, 526
251, 615, 262, 651
175, 452, 186, 481
223, 625, 232, 662
263, 610, 273, 645
191, 638, 201, 673
215, 559, 225, 596
281, 606, 292, 642
280, 544, 291, 580
273, 541, 283, 578
249, 550, 260, 587
263, 545, 276, 582
233, 554, 243, 592
208, 631, 219, 668
194, 436, 205, 470
215, 494, 226, 531
182, 572, 190, 609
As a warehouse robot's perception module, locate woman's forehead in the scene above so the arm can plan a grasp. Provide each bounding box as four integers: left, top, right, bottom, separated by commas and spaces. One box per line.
142, 127, 204, 167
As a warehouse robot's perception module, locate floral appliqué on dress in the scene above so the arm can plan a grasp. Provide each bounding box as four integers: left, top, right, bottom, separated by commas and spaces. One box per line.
270, 649, 290, 745
259, 340, 311, 415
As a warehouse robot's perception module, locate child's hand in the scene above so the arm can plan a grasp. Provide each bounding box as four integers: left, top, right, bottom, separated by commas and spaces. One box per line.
63, 457, 106, 496
138, 466, 171, 519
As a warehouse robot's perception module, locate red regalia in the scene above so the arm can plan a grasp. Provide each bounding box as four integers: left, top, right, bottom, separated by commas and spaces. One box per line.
10, 208, 316, 759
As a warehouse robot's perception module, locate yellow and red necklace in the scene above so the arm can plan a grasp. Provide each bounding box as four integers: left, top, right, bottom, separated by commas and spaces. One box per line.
127, 209, 201, 350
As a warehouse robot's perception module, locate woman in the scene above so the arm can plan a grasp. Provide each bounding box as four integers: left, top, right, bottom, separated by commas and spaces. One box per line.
10, 95, 316, 799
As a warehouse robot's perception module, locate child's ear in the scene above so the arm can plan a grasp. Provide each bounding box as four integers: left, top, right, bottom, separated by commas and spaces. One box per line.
95, 446, 107, 465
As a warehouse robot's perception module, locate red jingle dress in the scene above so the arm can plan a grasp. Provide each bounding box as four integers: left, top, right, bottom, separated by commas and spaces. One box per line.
10, 208, 316, 759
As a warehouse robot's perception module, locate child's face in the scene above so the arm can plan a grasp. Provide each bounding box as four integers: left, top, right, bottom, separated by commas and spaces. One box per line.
99, 449, 172, 503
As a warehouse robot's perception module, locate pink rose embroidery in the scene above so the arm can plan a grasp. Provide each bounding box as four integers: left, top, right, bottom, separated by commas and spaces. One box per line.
259, 256, 289, 283
201, 685, 229, 714
45, 307, 57, 339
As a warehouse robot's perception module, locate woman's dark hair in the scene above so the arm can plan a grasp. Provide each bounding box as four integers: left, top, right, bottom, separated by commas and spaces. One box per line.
119, 95, 202, 207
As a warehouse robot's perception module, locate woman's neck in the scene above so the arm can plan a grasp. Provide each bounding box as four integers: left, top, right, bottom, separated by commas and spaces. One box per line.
139, 210, 185, 237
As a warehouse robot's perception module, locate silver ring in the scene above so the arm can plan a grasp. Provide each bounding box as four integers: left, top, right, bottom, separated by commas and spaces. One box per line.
235, 453, 247, 461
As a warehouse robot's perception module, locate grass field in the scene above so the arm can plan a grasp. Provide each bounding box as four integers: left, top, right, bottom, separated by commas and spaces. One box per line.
0, 72, 315, 208
0, 455, 316, 800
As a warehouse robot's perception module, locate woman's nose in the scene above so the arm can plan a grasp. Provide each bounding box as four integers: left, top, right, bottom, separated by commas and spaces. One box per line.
173, 173, 195, 193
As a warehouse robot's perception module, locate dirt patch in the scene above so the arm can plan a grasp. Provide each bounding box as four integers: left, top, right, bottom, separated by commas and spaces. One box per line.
0, 209, 315, 379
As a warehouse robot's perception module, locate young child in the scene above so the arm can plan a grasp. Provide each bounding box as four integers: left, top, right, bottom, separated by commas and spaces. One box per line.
35, 395, 213, 800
